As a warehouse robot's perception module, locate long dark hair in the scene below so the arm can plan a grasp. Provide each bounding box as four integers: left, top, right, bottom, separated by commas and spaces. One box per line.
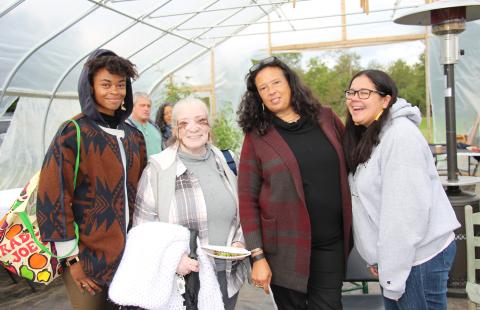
343, 70, 398, 173
237, 57, 320, 135
155, 102, 174, 133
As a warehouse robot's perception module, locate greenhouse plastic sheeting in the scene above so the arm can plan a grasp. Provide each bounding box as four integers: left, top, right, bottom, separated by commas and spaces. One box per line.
2, 0, 477, 189
0, 97, 80, 189
429, 21, 480, 144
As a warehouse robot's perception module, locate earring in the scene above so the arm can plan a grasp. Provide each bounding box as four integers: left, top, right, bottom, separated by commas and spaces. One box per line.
262, 103, 265, 112
121, 102, 126, 111
374, 109, 384, 121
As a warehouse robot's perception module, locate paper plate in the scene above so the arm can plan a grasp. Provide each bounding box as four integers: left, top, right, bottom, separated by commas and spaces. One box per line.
201, 245, 251, 260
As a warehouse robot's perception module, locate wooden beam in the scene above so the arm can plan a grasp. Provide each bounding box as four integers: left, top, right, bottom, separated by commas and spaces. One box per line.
267, 15, 272, 56
210, 48, 216, 117
360, 0, 370, 14
270, 33, 427, 52
341, 0, 347, 41
180, 85, 211, 93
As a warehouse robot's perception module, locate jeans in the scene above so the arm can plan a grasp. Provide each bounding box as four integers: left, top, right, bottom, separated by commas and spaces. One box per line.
383, 241, 456, 310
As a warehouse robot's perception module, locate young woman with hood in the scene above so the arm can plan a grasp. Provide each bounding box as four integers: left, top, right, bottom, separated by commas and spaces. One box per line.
343, 69, 460, 309
36, 49, 147, 310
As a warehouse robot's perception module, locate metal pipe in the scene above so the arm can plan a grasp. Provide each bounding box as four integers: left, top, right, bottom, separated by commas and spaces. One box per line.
198, 19, 391, 40
147, 5, 279, 96
41, 0, 175, 154
148, 0, 311, 18
175, 5, 418, 31
445, 63, 458, 182
0, 0, 25, 18
86, 0, 209, 49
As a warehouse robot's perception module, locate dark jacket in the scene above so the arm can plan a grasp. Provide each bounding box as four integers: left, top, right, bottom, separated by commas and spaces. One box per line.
238, 106, 352, 293
36, 49, 147, 285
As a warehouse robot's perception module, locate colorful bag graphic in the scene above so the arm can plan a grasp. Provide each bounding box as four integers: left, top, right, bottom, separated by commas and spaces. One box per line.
0, 119, 81, 284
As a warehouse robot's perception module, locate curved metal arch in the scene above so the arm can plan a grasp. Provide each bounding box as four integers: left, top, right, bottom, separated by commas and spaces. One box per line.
87, 0, 209, 49
127, 0, 220, 60
41, 0, 220, 153
0, 1, 106, 109
41, 0, 176, 153
148, 0, 309, 18
147, 5, 279, 97
139, 0, 251, 77
0, 0, 26, 19
175, 5, 418, 31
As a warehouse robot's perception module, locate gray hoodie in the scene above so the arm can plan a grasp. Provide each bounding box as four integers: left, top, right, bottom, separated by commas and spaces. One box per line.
348, 98, 460, 300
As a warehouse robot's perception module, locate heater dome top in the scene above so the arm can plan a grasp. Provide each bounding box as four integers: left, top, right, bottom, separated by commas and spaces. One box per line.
394, 0, 480, 26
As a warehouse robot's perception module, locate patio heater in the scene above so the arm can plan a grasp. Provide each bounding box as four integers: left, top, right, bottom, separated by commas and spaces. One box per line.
394, 0, 480, 295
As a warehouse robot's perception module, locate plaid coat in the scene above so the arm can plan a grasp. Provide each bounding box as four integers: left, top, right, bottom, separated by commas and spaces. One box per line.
238, 107, 352, 293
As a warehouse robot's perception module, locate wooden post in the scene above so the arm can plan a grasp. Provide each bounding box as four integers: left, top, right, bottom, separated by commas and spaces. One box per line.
210, 48, 216, 118
341, 0, 347, 41
425, 0, 433, 142
425, 34, 432, 142
267, 15, 272, 56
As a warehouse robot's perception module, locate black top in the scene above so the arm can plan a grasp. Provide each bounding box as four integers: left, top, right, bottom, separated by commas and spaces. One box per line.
273, 116, 343, 248
99, 112, 121, 129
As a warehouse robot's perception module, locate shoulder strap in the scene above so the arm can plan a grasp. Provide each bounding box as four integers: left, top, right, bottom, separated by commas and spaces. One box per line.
221, 149, 237, 176
19, 119, 81, 259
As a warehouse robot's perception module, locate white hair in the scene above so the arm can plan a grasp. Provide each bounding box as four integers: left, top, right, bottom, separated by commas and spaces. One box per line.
133, 91, 151, 105
171, 96, 210, 127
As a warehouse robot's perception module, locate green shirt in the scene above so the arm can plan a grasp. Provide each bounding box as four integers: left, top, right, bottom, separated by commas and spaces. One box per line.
130, 119, 163, 157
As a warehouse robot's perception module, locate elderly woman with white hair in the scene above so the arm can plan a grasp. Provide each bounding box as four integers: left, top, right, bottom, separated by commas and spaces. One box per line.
121, 97, 247, 309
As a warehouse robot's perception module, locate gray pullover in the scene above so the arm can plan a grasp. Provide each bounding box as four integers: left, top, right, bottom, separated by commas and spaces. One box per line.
348, 98, 460, 300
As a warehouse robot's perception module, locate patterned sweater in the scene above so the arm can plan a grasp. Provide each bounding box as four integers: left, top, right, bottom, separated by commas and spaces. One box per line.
36, 49, 147, 285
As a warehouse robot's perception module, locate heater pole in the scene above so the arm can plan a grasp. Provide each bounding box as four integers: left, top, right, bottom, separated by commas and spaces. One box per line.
444, 63, 458, 182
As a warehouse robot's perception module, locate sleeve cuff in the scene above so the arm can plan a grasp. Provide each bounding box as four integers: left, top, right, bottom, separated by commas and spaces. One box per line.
383, 288, 403, 301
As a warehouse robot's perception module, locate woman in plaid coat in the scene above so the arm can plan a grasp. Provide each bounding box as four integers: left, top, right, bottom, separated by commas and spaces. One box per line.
133, 97, 247, 310
237, 57, 352, 310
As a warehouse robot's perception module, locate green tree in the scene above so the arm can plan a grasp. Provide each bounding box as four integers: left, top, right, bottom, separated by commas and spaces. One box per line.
387, 54, 425, 115
274, 52, 304, 75
161, 77, 192, 103
303, 57, 335, 106
302, 51, 362, 116
211, 102, 243, 153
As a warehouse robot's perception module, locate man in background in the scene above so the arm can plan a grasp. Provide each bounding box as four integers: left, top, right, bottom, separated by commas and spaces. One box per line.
127, 92, 163, 157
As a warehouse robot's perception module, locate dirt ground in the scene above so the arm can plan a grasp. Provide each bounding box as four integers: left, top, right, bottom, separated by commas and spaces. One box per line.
0, 269, 469, 309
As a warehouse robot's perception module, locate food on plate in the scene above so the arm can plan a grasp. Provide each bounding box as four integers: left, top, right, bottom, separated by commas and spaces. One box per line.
212, 250, 245, 257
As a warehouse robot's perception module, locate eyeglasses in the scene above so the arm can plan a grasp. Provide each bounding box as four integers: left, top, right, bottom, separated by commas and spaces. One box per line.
249, 56, 278, 73
344, 88, 386, 100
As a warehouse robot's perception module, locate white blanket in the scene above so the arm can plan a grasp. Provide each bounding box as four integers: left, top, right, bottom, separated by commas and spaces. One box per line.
109, 222, 224, 310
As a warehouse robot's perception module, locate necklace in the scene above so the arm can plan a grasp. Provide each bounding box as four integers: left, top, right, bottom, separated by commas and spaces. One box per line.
284, 114, 301, 123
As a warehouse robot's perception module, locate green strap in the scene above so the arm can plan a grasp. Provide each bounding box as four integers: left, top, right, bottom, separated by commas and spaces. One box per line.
18, 119, 81, 259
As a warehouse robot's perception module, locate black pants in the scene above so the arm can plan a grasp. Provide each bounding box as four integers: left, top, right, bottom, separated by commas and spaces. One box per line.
271, 240, 344, 310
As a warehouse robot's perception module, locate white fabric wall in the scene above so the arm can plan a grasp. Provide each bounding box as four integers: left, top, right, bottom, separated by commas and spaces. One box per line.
0, 97, 80, 190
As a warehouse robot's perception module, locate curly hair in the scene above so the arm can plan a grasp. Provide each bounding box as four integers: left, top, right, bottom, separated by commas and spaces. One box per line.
237, 57, 321, 136
155, 102, 174, 132
343, 69, 398, 173
85, 55, 138, 85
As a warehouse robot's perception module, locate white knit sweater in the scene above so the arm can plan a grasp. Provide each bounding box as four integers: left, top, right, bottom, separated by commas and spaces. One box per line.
109, 222, 224, 310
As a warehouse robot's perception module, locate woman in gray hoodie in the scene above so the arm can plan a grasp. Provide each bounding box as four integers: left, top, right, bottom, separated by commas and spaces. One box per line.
343, 69, 460, 310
